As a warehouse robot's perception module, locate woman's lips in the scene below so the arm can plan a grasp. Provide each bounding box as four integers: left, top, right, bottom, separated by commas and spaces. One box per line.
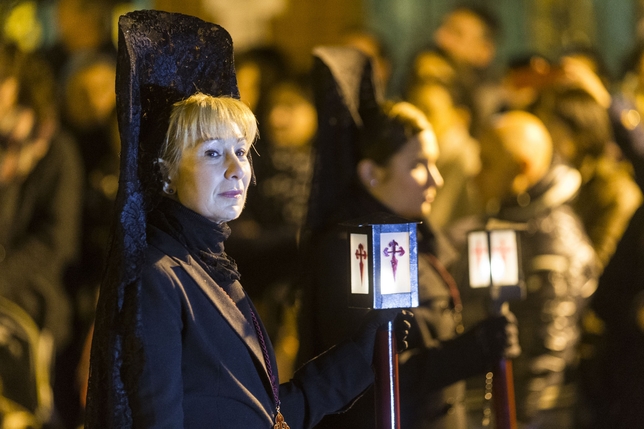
220, 189, 243, 198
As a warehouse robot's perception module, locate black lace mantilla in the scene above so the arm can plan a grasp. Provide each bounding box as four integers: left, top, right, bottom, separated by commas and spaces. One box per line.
85, 10, 240, 428
307, 47, 382, 234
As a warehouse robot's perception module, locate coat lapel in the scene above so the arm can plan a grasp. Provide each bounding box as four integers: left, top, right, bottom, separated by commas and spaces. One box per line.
148, 226, 270, 379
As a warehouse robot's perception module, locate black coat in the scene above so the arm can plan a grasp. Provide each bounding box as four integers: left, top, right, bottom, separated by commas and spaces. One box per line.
133, 223, 374, 428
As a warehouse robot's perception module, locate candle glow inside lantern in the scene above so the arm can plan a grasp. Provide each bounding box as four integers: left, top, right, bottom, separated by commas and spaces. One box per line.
346, 214, 419, 310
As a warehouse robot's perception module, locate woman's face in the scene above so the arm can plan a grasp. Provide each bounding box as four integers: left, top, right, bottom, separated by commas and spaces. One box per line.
173, 133, 252, 223
370, 130, 443, 220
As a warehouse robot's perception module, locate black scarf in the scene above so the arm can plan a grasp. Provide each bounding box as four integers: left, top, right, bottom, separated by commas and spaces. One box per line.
149, 197, 241, 288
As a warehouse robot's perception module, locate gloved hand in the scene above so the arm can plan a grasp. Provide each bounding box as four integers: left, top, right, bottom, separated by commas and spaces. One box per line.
501, 305, 521, 359
473, 304, 521, 362
351, 309, 414, 362
395, 310, 414, 353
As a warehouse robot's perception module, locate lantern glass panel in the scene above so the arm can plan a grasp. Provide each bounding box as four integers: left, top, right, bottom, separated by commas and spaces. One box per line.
490, 230, 519, 286
350, 233, 370, 294
468, 231, 491, 288
379, 231, 411, 294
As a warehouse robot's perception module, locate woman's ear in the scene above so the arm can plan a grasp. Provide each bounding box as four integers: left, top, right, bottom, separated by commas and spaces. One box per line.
158, 158, 177, 195
157, 158, 171, 182
357, 159, 381, 189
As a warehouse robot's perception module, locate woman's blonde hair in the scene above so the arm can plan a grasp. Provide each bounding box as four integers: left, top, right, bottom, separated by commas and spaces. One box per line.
159, 93, 257, 179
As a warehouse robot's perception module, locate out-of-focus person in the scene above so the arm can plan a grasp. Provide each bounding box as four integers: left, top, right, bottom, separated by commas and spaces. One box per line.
536, 87, 642, 270
55, 51, 120, 429
499, 53, 562, 113
235, 45, 289, 116
464, 111, 599, 428
60, 52, 118, 294
406, 79, 482, 229
299, 47, 519, 429
0, 42, 82, 427
0, 42, 81, 350
577, 201, 644, 429
433, 5, 498, 73
41, 0, 116, 81
430, 4, 502, 134
570, 43, 644, 429
510, 52, 644, 271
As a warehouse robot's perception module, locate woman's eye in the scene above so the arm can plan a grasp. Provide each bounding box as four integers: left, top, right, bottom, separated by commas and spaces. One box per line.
204, 150, 220, 158
236, 148, 248, 157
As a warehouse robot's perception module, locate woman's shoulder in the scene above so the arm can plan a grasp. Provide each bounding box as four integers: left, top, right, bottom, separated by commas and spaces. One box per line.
146, 223, 190, 258
138, 237, 197, 317
140, 225, 190, 284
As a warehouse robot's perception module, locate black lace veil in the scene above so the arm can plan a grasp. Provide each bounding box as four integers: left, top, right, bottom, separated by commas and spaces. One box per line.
84, 10, 239, 428
306, 46, 383, 234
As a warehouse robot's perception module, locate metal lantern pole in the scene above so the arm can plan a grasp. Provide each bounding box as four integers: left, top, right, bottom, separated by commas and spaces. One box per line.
346, 216, 419, 429
468, 229, 524, 429
491, 295, 517, 429
492, 358, 517, 429
374, 321, 400, 429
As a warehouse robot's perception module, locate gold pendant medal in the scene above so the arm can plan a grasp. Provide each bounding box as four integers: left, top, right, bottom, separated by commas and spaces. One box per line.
274, 410, 290, 429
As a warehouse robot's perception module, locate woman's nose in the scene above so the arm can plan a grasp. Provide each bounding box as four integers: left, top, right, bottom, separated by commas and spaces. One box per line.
224, 153, 244, 180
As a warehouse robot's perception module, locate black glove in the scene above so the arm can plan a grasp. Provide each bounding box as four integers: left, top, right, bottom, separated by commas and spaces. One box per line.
352, 309, 414, 362
395, 309, 414, 353
502, 307, 521, 359
473, 307, 521, 362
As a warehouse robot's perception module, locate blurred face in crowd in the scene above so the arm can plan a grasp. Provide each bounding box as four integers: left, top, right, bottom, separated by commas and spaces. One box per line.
173, 130, 252, 223
406, 82, 469, 140
266, 82, 316, 148
476, 126, 522, 210
366, 129, 443, 220
476, 111, 553, 212
65, 61, 116, 130
434, 9, 494, 68
57, 0, 107, 52
237, 62, 261, 112
0, 106, 52, 186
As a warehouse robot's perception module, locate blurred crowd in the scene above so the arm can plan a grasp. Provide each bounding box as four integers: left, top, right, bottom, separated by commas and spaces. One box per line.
1, 1, 644, 428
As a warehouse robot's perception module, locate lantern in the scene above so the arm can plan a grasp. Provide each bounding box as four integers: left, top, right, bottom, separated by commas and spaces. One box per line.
344, 213, 420, 429
467, 228, 525, 303
346, 213, 420, 310
467, 227, 525, 429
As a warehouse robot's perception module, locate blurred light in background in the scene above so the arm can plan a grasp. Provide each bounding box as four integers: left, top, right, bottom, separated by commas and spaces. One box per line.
4, 1, 42, 52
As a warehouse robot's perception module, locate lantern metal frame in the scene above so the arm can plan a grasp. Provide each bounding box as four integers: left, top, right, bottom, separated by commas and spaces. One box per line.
467, 228, 526, 305
345, 214, 420, 310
